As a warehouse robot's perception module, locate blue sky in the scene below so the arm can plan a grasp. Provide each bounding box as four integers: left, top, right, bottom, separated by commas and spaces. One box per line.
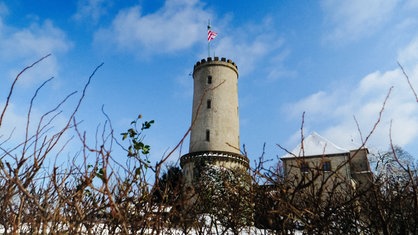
1, 0, 418, 168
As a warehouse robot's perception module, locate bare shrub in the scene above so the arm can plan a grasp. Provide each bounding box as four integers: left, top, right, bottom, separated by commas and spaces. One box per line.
1, 55, 417, 235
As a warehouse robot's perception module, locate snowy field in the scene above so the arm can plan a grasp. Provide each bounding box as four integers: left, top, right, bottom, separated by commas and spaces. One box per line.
0, 224, 303, 234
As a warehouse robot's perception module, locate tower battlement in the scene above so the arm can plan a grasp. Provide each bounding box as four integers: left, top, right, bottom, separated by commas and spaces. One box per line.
193, 57, 238, 77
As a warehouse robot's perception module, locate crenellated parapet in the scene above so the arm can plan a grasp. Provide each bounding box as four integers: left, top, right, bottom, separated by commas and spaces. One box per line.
180, 151, 249, 169
193, 57, 238, 77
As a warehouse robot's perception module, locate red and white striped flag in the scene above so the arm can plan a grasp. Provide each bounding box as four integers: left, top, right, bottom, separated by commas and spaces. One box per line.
208, 30, 217, 42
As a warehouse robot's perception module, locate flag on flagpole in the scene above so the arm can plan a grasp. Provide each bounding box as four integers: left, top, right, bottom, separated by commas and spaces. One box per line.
208, 30, 217, 42
207, 20, 217, 57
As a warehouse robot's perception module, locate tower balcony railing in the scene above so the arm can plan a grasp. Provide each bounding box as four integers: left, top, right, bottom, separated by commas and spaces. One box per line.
180, 150, 249, 168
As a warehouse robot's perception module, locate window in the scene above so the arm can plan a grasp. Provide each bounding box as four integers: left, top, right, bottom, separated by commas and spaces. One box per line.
207, 99, 211, 109
206, 130, 210, 141
300, 162, 309, 173
207, 76, 212, 84
322, 161, 331, 172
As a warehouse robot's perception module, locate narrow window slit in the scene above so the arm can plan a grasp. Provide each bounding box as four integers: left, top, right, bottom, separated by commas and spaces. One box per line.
206, 130, 210, 141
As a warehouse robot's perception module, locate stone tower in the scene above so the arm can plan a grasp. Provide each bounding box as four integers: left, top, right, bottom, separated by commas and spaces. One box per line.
180, 57, 249, 184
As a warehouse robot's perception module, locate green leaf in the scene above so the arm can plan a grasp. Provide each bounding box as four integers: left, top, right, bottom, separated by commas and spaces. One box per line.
133, 141, 144, 151
96, 168, 105, 181
142, 145, 150, 154
141, 120, 155, 130
128, 128, 136, 138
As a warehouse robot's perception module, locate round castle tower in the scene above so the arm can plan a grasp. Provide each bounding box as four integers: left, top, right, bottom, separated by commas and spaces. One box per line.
180, 57, 249, 184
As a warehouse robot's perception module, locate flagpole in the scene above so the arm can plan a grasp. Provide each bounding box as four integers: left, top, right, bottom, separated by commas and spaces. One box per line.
207, 20, 211, 57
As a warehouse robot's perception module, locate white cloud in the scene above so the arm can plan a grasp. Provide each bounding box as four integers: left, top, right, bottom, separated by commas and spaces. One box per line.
0, 16, 71, 86
0, 20, 70, 59
94, 1, 290, 79
398, 34, 418, 67
283, 66, 418, 154
94, 0, 210, 55
73, 0, 111, 23
0, 5, 74, 154
321, 0, 399, 42
0, 103, 27, 142
216, 34, 284, 77
7, 56, 60, 88
286, 91, 335, 118
213, 18, 288, 78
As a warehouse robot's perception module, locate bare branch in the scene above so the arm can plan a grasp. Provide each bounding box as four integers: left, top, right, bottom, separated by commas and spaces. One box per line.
398, 61, 418, 102
0, 54, 51, 127
353, 115, 364, 144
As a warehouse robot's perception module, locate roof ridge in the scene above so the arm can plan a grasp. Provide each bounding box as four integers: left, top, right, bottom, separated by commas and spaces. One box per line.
282, 132, 348, 158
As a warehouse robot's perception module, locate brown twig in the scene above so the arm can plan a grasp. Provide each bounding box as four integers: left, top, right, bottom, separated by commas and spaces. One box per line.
398, 61, 418, 103
0, 54, 51, 127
